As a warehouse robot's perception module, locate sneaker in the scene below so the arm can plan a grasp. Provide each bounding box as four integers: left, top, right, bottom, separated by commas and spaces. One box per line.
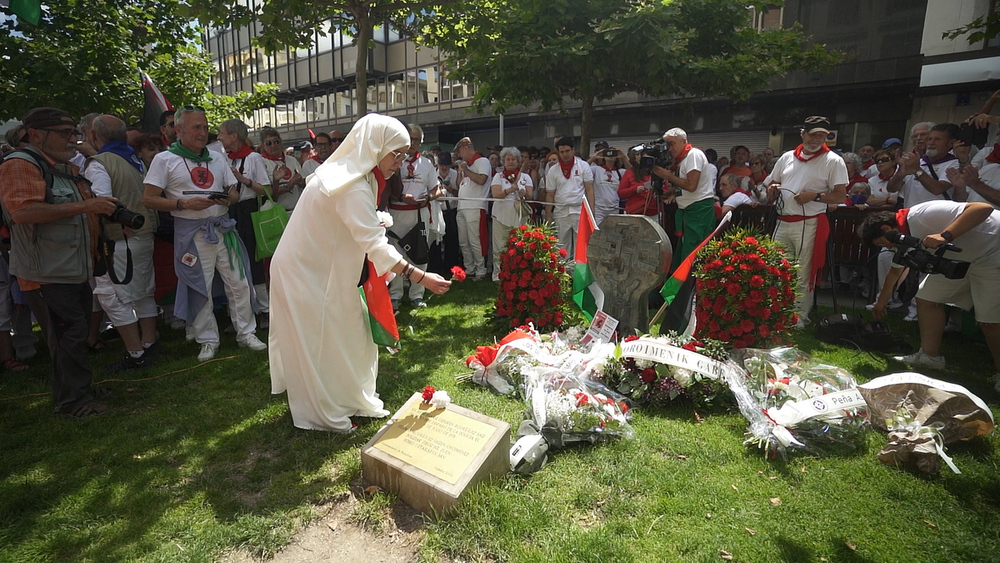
865, 303, 876, 311
258, 312, 269, 329
237, 333, 267, 351
903, 313, 918, 322
185, 327, 196, 343
105, 351, 153, 373
412, 299, 427, 308
893, 348, 945, 370
197, 343, 219, 362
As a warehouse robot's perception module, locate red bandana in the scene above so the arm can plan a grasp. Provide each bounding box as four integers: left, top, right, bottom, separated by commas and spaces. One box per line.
849, 173, 868, 186
793, 143, 830, 162
862, 158, 875, 169
503, 169, 519, 185
405, 152, 421, 178
895, 208, 910, 235
751, 171, 767, 184
227, 145, 254, 160
261, 151, 285, 162
559, 158, 575, 179
878, 169, 895, 181
312, 154, 323, 163
675, 143, 693, 163
986, 144, 1000, 165
372, 165, 387, 202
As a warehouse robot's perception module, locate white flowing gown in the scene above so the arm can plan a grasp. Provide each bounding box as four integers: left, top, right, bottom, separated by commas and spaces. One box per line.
269, 115, 406, 432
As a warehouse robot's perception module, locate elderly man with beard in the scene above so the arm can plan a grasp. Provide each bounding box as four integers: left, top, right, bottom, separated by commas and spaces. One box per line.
887, 123, 961, 209
142, 107, 266, 362
764, 116, 848, 327
0, 107, 120, 418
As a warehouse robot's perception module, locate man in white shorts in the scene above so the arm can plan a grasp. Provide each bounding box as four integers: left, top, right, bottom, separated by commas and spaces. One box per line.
865, 201, 1000, 391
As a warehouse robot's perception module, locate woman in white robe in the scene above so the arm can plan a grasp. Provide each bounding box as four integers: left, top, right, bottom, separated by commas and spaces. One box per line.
269, 114, 452, 432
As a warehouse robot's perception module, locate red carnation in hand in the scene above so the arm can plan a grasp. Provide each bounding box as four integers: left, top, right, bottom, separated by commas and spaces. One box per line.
450, 266, 467, 282
421, 385, 435, 402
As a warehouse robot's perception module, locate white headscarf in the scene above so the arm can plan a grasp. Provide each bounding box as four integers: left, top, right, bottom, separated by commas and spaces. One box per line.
314, 113, 409, 198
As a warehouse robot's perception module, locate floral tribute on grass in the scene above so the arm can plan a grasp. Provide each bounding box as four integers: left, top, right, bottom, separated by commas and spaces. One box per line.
590, 332, 731, 407
495, 224, 570, 332
693, 229, 798, 349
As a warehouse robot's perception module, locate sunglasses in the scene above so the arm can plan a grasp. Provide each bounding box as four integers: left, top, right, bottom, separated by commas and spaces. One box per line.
263, 139, 282, 146
330, 137, 344, 143
390, 150, 407, 162
875, 157, 893, 164
41, 128, 81, 140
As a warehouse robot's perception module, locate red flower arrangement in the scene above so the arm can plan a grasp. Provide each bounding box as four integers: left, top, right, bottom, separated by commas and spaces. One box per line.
692, 230, 798, 349
450, 266, 467, 282
495, 224, 570, 332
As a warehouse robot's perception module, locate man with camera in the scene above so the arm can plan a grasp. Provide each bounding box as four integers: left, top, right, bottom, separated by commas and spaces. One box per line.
863, 201, 1000, 391
652, 128, 716, 271
142, 106, 266, 362
0, 107, 121, 418
84, 115, 160, 372
764, 116, 848, 327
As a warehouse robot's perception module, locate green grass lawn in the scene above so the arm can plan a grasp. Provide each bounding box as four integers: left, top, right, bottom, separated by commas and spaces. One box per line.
1, 282, 998, 563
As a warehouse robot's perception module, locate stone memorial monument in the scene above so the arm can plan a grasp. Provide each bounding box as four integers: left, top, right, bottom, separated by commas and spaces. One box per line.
361, 393, 510, 516
588, 215, 671, 336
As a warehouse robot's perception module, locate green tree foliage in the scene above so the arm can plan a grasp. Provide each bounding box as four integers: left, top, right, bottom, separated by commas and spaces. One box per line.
184, 0, 456, 117
419, 0, 842, 154
942, 8, 1000, 45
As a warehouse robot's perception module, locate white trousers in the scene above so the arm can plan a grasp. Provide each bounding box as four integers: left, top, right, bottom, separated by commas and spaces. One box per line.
192, 230, 256, 344
774, 218, 817, 323
554, 212, 580, 267
93, 232, 157, 327
457, 208, 486, 277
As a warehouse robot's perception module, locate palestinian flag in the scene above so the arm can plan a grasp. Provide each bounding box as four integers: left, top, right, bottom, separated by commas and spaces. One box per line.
659, 211, 733, 333
141, 73, 173, 135
2, 0, 42, 25
571, 199, 604, 322
360, 258, 400, 348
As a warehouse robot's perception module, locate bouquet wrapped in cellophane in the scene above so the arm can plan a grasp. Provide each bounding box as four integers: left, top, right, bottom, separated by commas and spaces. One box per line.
728, 347, 869, 457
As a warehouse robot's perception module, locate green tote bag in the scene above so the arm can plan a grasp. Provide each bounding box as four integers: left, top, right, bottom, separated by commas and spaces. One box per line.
251, 186, 289, 260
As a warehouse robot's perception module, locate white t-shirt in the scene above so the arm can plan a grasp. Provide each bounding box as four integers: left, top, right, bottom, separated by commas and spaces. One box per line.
438, 168, 459, 210
721, 191, 752, 210
300, 157, 322, 179
867, 172, 893, 199
228, 151, 271, 202
145, 150, 237, 220
590, 164, 625, 211
764, 148, 849, 216
491, 171, 534, 226
545, 157, 594, 217
899, 157, 959, 208
458, 155, 492, 211
262, 154, 303, 209
400, 154, 438, 201
674, 148, 714, 209
969, 160, 1000, 208
906, 200, 1000, 267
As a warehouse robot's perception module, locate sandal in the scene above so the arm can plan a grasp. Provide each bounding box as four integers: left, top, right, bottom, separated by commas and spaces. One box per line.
2, 358, 29, 372
61, 400, 109, 419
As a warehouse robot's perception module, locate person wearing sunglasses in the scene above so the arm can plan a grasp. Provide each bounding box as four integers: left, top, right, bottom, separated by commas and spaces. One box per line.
300, 132, 333, 178
0, 107, 122, 419
269, 113, 451, 433
259, 128, 305, 214
142, 106, 267, 362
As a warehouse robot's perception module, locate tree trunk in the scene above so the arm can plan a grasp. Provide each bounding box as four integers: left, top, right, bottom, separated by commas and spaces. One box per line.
581, 93, 594, 159
354, 12, 373, 117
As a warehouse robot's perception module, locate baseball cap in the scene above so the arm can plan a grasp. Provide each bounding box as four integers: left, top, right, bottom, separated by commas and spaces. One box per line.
595, 140, 609, 149
881, 137, 902, 149
803, 116, 832, 134
437, 152, 453, 166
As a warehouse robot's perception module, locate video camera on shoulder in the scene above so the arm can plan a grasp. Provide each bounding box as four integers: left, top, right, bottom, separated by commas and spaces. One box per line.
631, 139, 674, 195
886, 231, 969, 279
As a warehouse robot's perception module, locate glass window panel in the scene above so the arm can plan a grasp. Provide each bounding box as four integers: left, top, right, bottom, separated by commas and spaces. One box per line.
317, 21, 333, 52
387, 73, 406, 110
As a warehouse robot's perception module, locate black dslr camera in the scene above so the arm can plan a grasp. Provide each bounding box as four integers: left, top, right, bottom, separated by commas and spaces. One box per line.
886, 231, 969, 280
107, 203, 145, 230
631, 139, 674, 194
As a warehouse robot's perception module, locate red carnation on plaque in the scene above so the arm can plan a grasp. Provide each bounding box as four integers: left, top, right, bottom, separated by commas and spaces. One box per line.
450, 266, 467, 282
421, 385, 435, 402
494, 223, 570, 332
692, 229, 798, 349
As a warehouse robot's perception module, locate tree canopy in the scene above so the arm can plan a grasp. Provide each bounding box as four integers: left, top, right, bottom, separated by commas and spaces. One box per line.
0, 0, 276, 126
419, 0, 841, 154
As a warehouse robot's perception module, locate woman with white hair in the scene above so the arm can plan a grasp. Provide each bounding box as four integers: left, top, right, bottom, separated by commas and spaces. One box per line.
269, 114, 452, 433
490, 147, 534, 281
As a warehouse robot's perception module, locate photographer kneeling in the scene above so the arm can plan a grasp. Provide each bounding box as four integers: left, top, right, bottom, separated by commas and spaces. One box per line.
861, 201, 1000, 391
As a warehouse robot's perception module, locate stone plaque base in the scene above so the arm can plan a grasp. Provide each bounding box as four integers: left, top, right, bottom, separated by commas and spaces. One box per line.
361, 393, 510, 516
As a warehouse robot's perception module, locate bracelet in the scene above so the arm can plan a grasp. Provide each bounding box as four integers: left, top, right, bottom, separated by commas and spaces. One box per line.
176, 199, 183, 211
417, 271, 425, 283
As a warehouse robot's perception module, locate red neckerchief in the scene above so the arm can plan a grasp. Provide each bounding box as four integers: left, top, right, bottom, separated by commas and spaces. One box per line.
227, 144, 254, 159
405, 151, 421, 177
558, 157, 574, 179
895, 208, 910, 235
675, 143, 693, 163
732, 188, 752, 198
793, 143, 830, 162
503, 168, 519, 185
862, 158, 875, 169
751, 171, 767, 184
878, 169, 895, 181
849, 173, 867, 185
311, 154, 323, 163
261, 151, 285, 162
372, 166, 387, 201
986, 144, 1000, 164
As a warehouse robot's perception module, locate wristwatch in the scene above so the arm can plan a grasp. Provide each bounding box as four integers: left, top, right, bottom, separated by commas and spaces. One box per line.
813, 192, 822, 202
940, 230, 954, 242
914, 170, 925, 179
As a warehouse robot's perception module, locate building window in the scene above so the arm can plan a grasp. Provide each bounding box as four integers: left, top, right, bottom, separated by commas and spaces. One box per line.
751, 5, 783, 30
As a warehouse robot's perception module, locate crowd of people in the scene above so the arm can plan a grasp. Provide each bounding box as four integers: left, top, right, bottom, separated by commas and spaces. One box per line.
2, 88, 999, 423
